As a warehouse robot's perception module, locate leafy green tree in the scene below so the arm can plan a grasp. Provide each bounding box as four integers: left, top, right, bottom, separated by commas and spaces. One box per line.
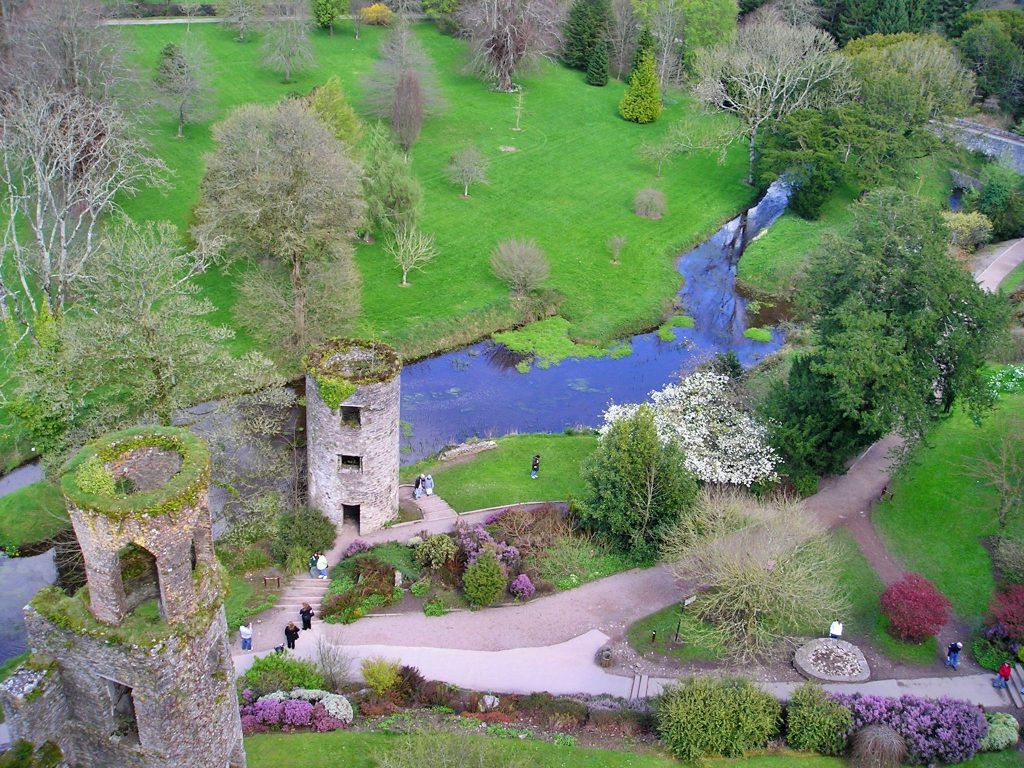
578, 405, 699, 563
309, 75, 364, 148
462, 551, 506, 606
836, 0, 879, 45
619, 49, 662, 123
632, 25, 655, 71
957, 21, 1023, 104
806, 189, 1010, 440
153, 40, 214, 138
586, 41, 610, 85
874, 0, 911, 34
363, 122, 422, 233
564, 0, 610, 70
313, 0, 343, 34
680, 0, 736, 71
970, 164, 1024, 241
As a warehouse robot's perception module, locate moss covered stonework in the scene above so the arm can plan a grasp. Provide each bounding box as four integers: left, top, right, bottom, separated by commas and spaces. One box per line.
305, 339, 401, 534
0, 426, 246, 768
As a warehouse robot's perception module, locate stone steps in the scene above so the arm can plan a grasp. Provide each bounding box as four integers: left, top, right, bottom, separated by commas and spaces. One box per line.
1006, 664, 1024, 708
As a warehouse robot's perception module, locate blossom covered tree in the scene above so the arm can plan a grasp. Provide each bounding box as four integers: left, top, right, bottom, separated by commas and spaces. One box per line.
600, 370, 779, 485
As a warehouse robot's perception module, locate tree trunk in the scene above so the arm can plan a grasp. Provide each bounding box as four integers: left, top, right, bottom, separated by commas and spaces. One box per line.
747, 127, 757, 186
177, 109, 185, 138
401, 269, 408, 286
284, 61, 292, 84
463, 182, 469, 197
498, 69, 513, 92
290, 256, 306, 351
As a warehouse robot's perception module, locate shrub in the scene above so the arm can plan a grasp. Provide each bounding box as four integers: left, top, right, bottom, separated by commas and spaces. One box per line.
785, 683, 852, 756
517, 693, 589, 730
990, 585, 1024, 642
342, 539, 371, 559
361, 657, 402, 696
832, 693, 987, 764
634, 188, 666, 219
282, 699, 314, 727
415, 534, 457, 569
490, 239, 550, 296
879, 573, 950, 642
994, 537, 1024, 583
360, 2, 394, 25
586, 43, 609, 87
240, 654, 325, 698
942, 210, 993, 253
423, 598, 447, 617
979, 712, 1019, 751
656, 677, 781, 760
850, 724, 907, 768
509, 573, 536, 600
76, 455, 116, 496
619, 50, 662, 123
311, 702, 347, 732
410, 578, 430, 598
272, 507, 336, 565
972, 636, 1007, 671
462, 550, 507, 606
395, 665, 426, 704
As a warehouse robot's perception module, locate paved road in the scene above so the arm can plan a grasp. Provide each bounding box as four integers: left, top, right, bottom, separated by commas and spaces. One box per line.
975, 237, 1024, 292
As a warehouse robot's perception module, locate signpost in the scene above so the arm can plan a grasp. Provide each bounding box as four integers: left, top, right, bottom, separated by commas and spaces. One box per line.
674, 595, 698, 643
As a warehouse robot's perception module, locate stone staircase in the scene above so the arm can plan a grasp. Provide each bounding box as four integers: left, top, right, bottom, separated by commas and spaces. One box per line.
1005, 663, 1024, 709
275, 575, 332, 617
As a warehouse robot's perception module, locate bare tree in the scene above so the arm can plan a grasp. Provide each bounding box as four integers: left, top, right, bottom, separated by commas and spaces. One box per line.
350, 0, 366, 39
639, 111, 740, 176
662, 488, 848, 661
154, 40, 215, 137
649, 0, 685, 89
0, 0, 134, 101
607, 0, 638, 81
692, 12, 854, 183
261, 7, 316, 83
193, 100, 365, 356
490, 238, 549, 295
219, 0, 263, 42
0, 89, 166, 336
447, 145, 490, 197
607, 235, 626, 264
968, 413, 1024, 540
386, 227, 438, 286
180, 3, 204, 30
364, 21, 444, 119
314, 635, 354, 690
391, 69, 424, 157
459, 0, 564, 92
639, 139, 677, 178
512, 87, 525, 129
762, 0, 823, 28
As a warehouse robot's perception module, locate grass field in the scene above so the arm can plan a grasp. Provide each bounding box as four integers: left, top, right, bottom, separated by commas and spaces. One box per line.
243, 731, 1021, 767
0, 482, 69, 551
115, 21, 755, 363
401, 432, 598, 512
1002, 259, 1024, 293
875, 393, 1024, 621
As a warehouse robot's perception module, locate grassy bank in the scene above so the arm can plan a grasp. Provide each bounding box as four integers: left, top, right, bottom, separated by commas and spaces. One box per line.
401, 432, 598, 512
0, 482, 69, 551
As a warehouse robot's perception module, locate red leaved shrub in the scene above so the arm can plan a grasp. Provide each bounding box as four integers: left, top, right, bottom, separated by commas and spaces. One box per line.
990, 585, 1024, 643
880, 573, 950, 642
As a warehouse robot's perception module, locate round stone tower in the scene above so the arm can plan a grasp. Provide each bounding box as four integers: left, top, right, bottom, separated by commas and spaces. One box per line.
305, 339, 401, 534
0, 426, 246, 768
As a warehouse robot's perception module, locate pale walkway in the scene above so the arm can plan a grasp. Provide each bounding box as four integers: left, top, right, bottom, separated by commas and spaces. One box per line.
975, 237, 1024, 292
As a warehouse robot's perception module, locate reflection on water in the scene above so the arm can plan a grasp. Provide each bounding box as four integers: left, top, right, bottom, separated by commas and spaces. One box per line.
399, 181, 792, 463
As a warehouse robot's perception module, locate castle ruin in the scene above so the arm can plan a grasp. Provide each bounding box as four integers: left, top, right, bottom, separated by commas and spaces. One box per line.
0, 426, 246, 768
305, 339, 402, 535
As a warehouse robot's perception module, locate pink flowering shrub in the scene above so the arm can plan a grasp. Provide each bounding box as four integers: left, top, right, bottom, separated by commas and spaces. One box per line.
240, 715, 267, 735
831, 693, 987, 764
510, 573, 535, 600
282, 699, 314, 727
249, 699, 284, 725
311, 702, 347, 732
343, 539, 371, 559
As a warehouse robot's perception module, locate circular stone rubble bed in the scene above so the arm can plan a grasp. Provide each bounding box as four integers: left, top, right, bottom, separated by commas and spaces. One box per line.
793, 638, 870, 682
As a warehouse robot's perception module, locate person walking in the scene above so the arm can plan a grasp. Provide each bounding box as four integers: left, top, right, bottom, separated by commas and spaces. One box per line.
299, 603, 314, 631
285, 622, 300, 650
414, 474, 424, 500
239, 622, 253, 651
424, 475, 434, 496
946, 641, 963, 670
531, 454, 540, 479
317, 552, 329, 580
993, 660, 1012, 688
829, 620, 843, 639
308, 552, 318, 578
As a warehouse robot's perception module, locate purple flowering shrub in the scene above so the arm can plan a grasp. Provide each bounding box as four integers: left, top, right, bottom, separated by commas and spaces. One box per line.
282, 699, 314, 728
343, 539, 371, 559
249, 699, 284, 726
311, 702, 347, 732
485, 509, 508, 525
240, 715, 267, 735
831, 693, 987, 764
455, 521, 519, 570
510, 573, 536, 600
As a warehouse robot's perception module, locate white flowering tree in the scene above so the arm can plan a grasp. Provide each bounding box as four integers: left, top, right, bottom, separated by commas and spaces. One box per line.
600, 371, 779, 486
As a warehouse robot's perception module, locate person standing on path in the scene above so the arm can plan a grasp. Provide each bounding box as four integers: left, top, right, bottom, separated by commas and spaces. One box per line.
285, 622, 300, 650
239, 622, 253, 651
531, 454, 541, 479
300, 603, 314, 631
993, 660, 1012, 688
829, 620, 843, 639
414, 474, 424, 499
308, 552, 319, 578
946, 641, 963, 670
317, 552, 329, 579
424, 474, 434, 496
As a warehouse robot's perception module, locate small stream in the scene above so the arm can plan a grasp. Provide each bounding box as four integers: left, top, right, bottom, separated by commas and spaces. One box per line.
398, 180, 791, 463
0, 181, 791, 666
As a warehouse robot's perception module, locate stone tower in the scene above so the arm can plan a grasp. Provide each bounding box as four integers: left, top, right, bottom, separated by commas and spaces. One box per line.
0, 426, 246, 768
305, 339, 401, 534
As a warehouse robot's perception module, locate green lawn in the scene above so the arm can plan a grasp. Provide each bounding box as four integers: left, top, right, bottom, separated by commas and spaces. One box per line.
0, 482, 69, 551
875, 393, 1024, 621
223, 570, 279, 633
1001, 259, 1024, 293
117, 21, 755, 362
627, 603, 725, 663
243, 731, 1020, 767
401, 432, 598, 512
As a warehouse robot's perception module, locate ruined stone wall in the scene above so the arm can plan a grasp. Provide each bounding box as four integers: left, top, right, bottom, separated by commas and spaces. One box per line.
13, 607, 244, 768
306, 373, 401, 534
0, 667, 68, 748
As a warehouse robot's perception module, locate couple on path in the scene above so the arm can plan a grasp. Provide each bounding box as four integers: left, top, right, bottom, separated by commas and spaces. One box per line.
414, 474, 434, 499
309, 551, 329, 579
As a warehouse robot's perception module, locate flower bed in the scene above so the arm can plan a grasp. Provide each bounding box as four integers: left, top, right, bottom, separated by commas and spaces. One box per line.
240, 688, 353, 735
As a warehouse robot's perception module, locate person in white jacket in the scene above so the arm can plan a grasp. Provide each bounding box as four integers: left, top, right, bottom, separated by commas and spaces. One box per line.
239, 622, 253, 651
317, 553, 329, 579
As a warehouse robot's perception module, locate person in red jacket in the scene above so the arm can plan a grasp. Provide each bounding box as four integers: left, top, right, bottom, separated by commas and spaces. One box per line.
993, 661, 1012, 689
